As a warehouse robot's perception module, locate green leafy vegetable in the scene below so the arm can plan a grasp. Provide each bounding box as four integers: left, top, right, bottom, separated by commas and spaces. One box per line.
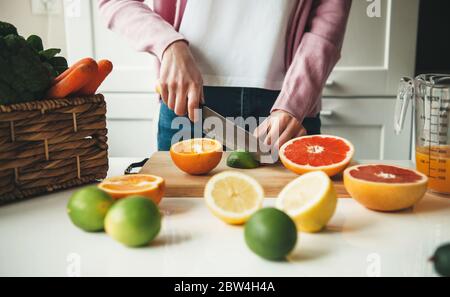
49, 56, 68, 76
39, 48, 61, 60
27, 35, 44, 52
0, 21, 18, 37
0, 21, 68, 105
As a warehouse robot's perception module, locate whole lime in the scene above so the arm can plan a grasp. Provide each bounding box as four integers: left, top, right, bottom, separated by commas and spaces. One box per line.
105, 196, 161, 247
431, 243, 450, 277
67, 186, 114, 232
227, 150, 259, 169
244, 208, 297, 260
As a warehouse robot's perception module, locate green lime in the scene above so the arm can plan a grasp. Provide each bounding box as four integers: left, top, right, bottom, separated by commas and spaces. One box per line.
244, 208, 297, 261
227, 150, 259, 169
431, 243, 450, 277
105, 196, 161, 247
67, 186, 114, 232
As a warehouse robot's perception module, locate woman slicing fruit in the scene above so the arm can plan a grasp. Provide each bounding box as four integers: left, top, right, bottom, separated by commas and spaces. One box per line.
98, 0, 352, 151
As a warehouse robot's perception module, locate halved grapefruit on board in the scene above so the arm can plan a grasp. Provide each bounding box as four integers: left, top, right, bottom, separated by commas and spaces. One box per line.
279, 135, 354, 177
344, 164, 428, 212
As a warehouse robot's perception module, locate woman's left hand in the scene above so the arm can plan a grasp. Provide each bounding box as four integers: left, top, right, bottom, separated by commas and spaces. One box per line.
254, 110, 306, 149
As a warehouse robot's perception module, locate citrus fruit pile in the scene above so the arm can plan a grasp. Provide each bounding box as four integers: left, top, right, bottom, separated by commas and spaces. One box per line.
204, 168, 339, 260
66, 134, 431, 262
67, 174, 165, 247
170, 138, 223, 175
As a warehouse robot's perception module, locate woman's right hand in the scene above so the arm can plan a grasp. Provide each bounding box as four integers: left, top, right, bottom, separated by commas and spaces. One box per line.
159, 41, 203, 122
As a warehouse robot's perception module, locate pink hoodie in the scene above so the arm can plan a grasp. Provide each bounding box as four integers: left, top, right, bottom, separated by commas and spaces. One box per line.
98, 0, 351, 123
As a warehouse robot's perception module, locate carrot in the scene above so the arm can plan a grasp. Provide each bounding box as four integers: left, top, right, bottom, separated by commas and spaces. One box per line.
77, 59, 113, 96
46, 62, 98, 99
52, 57, 97, 85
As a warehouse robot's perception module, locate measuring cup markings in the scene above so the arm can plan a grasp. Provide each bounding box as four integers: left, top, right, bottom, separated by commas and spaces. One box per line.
397, 74, 450, 194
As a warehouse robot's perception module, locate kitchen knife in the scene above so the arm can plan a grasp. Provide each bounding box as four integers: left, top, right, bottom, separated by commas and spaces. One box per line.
201, 105, 277, 164
154, 84, 277, 164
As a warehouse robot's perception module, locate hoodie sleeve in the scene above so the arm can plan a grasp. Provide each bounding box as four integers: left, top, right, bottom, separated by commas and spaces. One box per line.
98, 0, 186, 61
271, 0, 352, 123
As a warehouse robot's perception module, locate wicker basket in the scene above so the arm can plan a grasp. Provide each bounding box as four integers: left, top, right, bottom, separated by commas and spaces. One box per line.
0, 95, 109, 205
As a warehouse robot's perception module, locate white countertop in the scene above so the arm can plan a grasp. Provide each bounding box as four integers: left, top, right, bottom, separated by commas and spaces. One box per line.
1, 158, 449, 277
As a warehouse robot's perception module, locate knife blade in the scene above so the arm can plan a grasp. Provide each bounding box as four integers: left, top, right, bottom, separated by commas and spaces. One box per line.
202, 105, 277, 164
154, 84, 277, 163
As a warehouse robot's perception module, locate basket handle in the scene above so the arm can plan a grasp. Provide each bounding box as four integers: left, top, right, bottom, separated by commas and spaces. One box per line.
124, 158, 149, 175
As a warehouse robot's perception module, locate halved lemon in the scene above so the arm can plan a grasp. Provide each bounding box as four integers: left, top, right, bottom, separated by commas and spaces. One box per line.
170, 138, 223, 175
98, 174, 165, 204
276, 171, 337, 233
204, 171, 264, 225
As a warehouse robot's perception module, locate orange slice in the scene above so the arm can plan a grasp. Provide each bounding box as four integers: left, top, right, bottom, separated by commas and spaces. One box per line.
98, 174, 165, 204
170, 138, 223, 175
279, 135, 354, 177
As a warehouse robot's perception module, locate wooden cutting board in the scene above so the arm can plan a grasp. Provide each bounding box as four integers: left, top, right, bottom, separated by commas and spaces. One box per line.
140, 152, 351, 198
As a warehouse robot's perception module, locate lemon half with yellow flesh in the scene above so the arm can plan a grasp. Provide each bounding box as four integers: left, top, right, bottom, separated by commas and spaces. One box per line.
277, 171, 337, 233
204, 171, 264, 225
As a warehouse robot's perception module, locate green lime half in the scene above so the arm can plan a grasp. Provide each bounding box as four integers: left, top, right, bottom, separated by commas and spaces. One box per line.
227, 150, 260, 169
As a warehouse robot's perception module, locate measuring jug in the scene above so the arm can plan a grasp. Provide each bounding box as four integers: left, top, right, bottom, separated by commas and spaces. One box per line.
395, 74, 450, 194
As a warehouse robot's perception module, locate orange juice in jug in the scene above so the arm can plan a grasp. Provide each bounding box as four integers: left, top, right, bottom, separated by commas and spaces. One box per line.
415, 146, 450, 194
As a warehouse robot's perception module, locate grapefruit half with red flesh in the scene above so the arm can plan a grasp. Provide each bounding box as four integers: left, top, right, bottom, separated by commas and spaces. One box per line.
279, 135, 354, 177
344, 164, 428, 212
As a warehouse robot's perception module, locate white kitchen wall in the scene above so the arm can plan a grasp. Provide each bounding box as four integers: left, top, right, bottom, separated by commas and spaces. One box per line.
0, 0, 67, 56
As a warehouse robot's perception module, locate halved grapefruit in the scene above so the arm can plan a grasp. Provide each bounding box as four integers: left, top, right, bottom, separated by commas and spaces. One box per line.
279, 135, 354, 177
344, 164, 428, 212
170, 138, 223, 175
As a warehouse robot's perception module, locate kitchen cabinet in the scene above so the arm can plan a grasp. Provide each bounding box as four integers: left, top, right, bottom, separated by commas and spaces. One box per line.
325, 0, 419, 97
104, 93, 160, 157
321, 98, 412, 160
64, 0, 418, 159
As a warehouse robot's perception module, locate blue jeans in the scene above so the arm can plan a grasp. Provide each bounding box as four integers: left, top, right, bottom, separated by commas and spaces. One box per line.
157, 86, 321, 151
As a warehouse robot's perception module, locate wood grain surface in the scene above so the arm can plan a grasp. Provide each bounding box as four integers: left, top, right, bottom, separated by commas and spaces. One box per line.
140, 152, 351, 198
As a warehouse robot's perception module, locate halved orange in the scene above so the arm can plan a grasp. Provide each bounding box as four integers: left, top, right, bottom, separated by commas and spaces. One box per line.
279, 135, 354, 177
98, 174, 165, 204
170, 138, 223, 175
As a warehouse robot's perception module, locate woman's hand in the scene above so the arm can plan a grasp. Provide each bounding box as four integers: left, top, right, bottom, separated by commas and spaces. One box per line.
159, 41, 203, 122
254, 110, 306, 149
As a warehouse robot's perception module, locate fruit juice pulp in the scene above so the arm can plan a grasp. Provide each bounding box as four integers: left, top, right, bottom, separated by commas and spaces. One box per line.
415, 146, 450, 194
